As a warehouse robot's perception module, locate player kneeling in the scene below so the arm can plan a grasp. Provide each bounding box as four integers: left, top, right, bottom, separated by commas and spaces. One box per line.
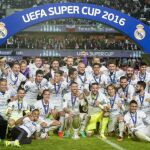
84, 83, 110, 139
34, 89, 61, 139
124, 100, 150, 142
6, 88, 29, 137
5, 109, 41, 147
63, 82, 87, 139
106, 84, 125, 141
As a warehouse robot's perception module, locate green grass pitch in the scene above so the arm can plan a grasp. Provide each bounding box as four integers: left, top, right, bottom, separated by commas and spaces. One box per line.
0, 135, 150, 150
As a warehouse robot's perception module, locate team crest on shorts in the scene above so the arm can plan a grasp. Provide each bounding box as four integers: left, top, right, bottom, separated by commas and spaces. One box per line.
0, 22, 8, 39
134, 24, 146, 40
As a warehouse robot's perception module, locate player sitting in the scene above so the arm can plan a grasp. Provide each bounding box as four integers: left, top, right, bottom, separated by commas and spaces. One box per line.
34, 89, 61, 139
5, 109, 41, 147
124, 100, 150, 142
6, 88, 29, 137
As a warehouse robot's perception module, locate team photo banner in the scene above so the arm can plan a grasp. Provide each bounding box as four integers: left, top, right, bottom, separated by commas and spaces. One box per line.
0, 3, 150, 53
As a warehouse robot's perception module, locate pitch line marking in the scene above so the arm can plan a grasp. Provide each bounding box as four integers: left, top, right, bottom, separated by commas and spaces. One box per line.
96, 136, 127, 150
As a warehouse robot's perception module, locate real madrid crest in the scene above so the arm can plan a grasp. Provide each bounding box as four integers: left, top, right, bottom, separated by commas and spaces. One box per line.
134, 24, 146, 40
0, 22, 8, 39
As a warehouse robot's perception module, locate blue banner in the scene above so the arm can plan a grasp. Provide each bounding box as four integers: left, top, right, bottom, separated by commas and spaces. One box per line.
0, 3, 150, 53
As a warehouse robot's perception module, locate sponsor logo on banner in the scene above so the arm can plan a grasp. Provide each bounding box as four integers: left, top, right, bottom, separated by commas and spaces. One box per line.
134, 24, 146, 40
0, 22, 8, 39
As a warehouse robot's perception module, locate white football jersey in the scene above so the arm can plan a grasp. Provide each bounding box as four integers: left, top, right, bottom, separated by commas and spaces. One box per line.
7, 99, 28, 119
34, 100, 53, 119
7, 72, 26, 94
19, 117, 41, 137
134, 92, 150, 114
107, 94, 124, 117
87, 73, 108, 86
77, 73, 89, 91
124, 110, 147, 131
85, 65, 108, 75
127, 78, 138, 86
46, 81, 68, 108
118, 84, 135, 103
86, 92, 109, 115
106, 70, 125, 85
0, 91, 12, 118
24, 79, 48, 105
63, 92, 83, 114
135, 71, 150, 83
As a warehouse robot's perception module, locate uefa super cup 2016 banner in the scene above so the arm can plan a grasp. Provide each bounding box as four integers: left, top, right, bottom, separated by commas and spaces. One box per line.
0, 3, 150, 53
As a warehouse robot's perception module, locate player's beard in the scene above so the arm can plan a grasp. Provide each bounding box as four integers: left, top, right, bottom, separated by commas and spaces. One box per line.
127, 73, 133, 78
53, 67, 59, 71
135, 89, 141, 94
67, 64, 72, 69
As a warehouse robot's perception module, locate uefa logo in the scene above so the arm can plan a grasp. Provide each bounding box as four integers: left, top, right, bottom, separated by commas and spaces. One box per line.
0, 22, 8, 39
134, 24, 146, 40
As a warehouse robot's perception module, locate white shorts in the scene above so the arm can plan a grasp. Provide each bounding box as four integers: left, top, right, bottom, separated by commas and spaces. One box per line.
139, 126, 150, 137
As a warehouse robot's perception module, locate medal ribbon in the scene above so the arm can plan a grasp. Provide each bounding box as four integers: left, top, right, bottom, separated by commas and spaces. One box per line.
109, 95, 116, 108
109, 72, 116, 84
130, 112, 137, 127
71, 94, 76, 108
42, 100, 49, 115
93, 74, 101, 84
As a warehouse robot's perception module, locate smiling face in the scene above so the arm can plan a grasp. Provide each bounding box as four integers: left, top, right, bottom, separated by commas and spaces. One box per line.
91, 84, 99, 95
54, 73, 61, 83
71, 83, 78, 95
20, 63, 27, 72
70, 71, 78, 80
140, 65, 147, 74
43, 90, 50, 102
78, 63, 85, 74
135, 84, 142, 93
129, 102, 138, 113
107, 85, 116, 97
108, 63, 116, 73
93, 64, 100, 75
36, 73, 43, 83
92, 57, 100, 64
120, 78, 128, 88
0, 80, 7, 92
12, 64, 20, 75
126, 67, 134, 78
66, 57, 74, 68
17, 89, 25, 100
51, 60, 59, 71
32, 110, 40, 121
34, 58, 42, 68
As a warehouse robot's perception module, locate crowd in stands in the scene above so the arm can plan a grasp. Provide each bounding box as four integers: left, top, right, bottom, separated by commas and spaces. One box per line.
1, 35, 139, 51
